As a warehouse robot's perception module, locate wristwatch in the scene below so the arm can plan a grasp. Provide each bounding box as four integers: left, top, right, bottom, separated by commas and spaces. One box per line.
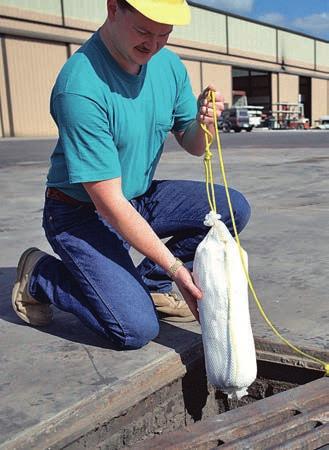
167, 258, 184, 279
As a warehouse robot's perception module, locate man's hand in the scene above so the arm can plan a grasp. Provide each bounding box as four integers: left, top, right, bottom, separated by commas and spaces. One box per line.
197, 84, 225, 127
173, 85, 225, 156
172, 265, 202, 322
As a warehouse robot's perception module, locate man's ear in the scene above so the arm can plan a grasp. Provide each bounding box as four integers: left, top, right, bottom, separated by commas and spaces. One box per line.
107, 0, 118, 20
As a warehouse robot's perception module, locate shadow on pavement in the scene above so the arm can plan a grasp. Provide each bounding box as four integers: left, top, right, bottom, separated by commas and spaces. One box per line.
0, 267, 202, 355
0, 266, 119, 349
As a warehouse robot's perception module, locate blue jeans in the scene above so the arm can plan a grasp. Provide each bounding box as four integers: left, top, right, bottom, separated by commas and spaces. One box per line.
30, 180, 251, 349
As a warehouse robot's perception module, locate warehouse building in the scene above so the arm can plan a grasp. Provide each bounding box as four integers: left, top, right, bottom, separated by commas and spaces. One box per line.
0, 0, 328, 137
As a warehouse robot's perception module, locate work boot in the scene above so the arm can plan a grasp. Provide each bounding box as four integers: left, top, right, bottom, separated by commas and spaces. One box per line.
12, 247, 53, 326
151, 292, 196, 322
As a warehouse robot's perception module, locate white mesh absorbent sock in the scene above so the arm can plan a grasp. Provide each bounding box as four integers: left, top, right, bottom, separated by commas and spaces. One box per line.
193, 211, 257, 399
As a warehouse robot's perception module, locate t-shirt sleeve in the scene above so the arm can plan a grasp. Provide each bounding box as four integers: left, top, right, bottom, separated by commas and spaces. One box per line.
171, 61, 198, 133
52, 92, 121, 184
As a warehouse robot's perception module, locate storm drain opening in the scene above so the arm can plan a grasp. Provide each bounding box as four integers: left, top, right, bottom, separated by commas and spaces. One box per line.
129, 364, 327, 450
129, 359, 328, 450
62, 340, 328, 450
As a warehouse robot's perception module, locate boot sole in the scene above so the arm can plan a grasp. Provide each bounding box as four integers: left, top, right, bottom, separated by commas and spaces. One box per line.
159, 313, 196, 323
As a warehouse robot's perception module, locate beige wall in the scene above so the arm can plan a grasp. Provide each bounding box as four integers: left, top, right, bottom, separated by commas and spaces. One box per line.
312, 78, 329, 126
0, 37, 9, 137
172, 6, 227, 52
0, 2, 63, 26
4, 37, 67, 137
278, 31, 314, 70
69, 43, 81, 57
202, 63, 232, 106
228, 17, 276, 63
182, 59, 202, 97
271, 73, 278, 106
271, 73, 279, 115
316, 41, 329, 73
278, 73, 299, 104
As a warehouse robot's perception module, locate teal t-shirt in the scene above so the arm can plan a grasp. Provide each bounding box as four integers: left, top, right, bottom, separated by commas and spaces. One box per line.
47, 30, 197, 202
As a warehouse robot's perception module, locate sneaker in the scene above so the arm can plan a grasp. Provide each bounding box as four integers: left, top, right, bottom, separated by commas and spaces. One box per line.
12, 248, 53, 326
151, 292, 196, 322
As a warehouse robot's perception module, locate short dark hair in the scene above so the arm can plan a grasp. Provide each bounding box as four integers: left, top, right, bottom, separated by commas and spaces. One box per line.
116, 0, 136, 12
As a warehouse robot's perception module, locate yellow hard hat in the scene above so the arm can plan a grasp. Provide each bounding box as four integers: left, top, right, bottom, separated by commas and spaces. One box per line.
124, 0, 191, 25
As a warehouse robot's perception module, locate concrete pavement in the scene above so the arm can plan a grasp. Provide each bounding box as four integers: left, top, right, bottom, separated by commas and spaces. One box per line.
0, 131, 328, 448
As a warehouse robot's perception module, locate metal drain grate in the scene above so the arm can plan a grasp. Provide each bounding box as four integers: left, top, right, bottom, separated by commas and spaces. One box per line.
136, 377, 329, 450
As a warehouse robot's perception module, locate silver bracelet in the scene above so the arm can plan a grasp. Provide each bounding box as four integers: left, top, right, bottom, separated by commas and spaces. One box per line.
167, 258, 184, 279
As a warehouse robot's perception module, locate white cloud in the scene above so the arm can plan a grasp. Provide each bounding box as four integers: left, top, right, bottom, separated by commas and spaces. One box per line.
292, 13, 329, 35
257, 11, 329, 39
258, 13, 286, 26
198, 0, 254, 14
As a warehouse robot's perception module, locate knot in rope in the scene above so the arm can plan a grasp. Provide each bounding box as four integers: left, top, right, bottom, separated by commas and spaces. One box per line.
204, 151, 213, 161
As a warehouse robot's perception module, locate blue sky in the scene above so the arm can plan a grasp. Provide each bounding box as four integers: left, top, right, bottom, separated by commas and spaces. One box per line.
195, 0, 329, 40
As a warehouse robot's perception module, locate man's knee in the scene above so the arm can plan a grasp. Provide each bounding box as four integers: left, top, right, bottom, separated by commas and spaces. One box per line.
234, 190, 251, 232
109, 314, 160, 350
218, 187, 251, 233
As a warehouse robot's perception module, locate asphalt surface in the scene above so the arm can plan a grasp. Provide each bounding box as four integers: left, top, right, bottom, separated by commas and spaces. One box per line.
0, 129, 328, 167
0, 130, 328, 448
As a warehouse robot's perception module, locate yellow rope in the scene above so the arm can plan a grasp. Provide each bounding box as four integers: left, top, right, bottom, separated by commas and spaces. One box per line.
203, 123, 217, 213
201, 91, 329, 376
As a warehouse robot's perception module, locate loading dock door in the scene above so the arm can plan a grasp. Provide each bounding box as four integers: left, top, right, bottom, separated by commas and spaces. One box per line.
232, 68, 271, 115
299, 76, 311, 124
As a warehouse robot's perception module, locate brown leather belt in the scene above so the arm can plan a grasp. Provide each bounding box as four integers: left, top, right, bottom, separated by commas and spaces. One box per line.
46, 187, 94, 208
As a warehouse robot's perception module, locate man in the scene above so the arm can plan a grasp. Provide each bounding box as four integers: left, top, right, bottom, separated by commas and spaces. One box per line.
12, 0, 251, 349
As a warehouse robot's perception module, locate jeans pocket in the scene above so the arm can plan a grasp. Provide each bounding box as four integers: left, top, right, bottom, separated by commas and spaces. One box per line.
43, 199, 95, 236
